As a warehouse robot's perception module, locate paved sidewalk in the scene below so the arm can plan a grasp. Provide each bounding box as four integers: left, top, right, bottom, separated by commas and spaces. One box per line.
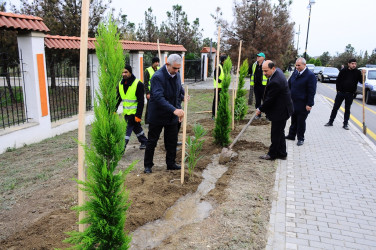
267, 94, 376, 249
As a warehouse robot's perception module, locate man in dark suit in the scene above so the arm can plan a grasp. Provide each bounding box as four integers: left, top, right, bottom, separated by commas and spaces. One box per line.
285, 57, 317, 146
256, 60, 293, 160
143, 54, 185, 174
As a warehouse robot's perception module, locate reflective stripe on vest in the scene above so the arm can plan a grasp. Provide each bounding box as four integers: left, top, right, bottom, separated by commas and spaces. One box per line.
146, 66, 160, 90
213, 64, 224, 88
119, 78, 140, 115
250, 62, 268, 86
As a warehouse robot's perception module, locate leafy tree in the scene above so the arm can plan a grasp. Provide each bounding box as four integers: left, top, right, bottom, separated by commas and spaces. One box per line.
159, 5, 203, 55
136, 7, 159, 42
214, 57, 232, 146
234, 59, 249, 120
319, 51, 330, 66
315, 58, 322, 66
116, 13, 136, 40
212, 0, 294, 70
367, 49, 376, 65
64, 17, 134, 249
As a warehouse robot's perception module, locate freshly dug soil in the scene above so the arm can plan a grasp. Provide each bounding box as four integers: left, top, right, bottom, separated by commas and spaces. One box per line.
0, 89, 276, 249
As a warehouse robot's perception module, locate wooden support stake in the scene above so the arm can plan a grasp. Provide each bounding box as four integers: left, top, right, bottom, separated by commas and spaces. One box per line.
181, 85, 189, 184
362, 71, 367, 135
157, 39, 162, 63
77, 0, 90, 232
215, 26, 221, 119
195, 110, 212, 114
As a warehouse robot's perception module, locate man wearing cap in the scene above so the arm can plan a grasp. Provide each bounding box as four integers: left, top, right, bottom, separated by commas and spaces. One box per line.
212, 55, 227, 118
115, 65, 148, 150
144, 57, 160, 124
249, 52, 268, 119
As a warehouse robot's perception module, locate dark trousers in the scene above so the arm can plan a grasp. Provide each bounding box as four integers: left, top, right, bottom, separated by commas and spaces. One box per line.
144, 123, 178, 168
329, 92, 354, 125
268, 119, 288, 159
125, 115, 147, 144
288, 110, 309, 141
145, 101, 149, 124
254, 85, 266, 110
212, 88, 222, 117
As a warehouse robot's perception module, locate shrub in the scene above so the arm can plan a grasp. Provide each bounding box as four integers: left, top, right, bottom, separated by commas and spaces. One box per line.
185, 124, 207, 179
64, 17, 134, 249
234, 59, 249, 120
214, 57, 232, 146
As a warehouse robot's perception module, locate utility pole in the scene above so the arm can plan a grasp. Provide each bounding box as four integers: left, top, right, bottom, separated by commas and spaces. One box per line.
304, 0, 316, 59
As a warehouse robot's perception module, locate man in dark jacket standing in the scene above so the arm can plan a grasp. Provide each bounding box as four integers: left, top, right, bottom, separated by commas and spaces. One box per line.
324, 58, 363, 130
285, 57, 317, 146
144, 54, 185, 174
256, 60, 293, 160
115, 65, 148, 149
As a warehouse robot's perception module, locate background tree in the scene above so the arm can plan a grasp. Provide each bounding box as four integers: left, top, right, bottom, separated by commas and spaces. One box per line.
319, 51, 330, 66
212, 0, 295, 70
136, 7, 159, 42
117, 13, 136, 40
64, 17, 134, 248
159, 5, 203, 55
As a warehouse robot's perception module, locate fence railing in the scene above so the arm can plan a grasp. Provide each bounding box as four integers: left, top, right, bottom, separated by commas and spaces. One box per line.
0, 63, 27, 129
47, 62, 93, 122
184, 59, 203, 83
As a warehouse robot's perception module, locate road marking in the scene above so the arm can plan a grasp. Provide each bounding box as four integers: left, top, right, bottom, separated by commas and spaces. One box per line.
323, 95, 376, 142
320, 82, 376, 115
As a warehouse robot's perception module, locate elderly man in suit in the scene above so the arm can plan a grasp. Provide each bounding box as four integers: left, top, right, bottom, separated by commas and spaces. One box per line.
256, 60, 293, 160
285, 57, 317, 146
143, 54, 185, 174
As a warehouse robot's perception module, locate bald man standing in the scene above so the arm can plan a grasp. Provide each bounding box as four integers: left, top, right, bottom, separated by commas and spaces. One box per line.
256, 60, 293, 160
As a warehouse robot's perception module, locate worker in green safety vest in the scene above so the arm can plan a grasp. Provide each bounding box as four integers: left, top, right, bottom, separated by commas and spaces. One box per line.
115, 65, 148, 150
212, 55, 227, 118
249, 52, 268, 119
144, 57, 160, 124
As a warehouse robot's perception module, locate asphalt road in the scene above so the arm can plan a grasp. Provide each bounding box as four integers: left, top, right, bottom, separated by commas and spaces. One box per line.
316, 80, 376, 146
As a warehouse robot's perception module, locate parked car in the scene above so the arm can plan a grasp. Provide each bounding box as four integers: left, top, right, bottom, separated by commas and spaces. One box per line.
318, 67, 339, 83
306, 64, 315, 72
313, 66, 325, 79
356, 68, 376, 104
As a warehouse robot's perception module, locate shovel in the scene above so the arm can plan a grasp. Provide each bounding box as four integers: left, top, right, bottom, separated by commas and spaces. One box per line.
219, 111, 258, 164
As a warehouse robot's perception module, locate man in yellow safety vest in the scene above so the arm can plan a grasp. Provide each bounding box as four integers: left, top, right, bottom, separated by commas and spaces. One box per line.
144, 57, 160, 124
115, 65, 148, 150
212, 55, 227, 118
249, 52, 268, 119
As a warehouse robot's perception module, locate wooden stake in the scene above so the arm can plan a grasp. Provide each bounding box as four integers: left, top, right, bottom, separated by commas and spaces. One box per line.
362, 70, 367, 135
215, 26, 221, 119
195, 110, 212, 114
77, 0, 90, 232
157, 39, 162, 63
181, 85, 189, 184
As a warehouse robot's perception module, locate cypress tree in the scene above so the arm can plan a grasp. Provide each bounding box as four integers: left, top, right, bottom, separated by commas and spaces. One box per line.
64, 17, 135, 249
234, 59, 249, 121
214, 57, 232, 146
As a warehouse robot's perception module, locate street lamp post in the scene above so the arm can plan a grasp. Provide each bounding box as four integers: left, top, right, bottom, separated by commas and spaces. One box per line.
296, 24, 301, 55
303, 0, 315, 59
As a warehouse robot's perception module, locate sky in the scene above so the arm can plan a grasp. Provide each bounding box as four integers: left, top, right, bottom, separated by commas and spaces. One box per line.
6, 0, 376, 57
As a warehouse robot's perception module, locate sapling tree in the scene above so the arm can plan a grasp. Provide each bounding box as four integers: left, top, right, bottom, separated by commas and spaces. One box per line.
234, 59, 249, 121
64, 17, 135, 249
185, 124, 207, 179
213, 57, 232, 146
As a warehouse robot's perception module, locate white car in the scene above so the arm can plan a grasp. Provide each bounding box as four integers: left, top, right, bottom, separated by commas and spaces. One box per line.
306, 64, 315, 72
356, 67, 376, 104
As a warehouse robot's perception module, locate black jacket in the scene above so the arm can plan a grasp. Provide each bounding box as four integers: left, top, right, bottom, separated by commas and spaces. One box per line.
259, 68, 293, 121
147, 65, 183, 125
288, 68, 317, 112
336, 67, 362, 93
115, 74, 145, 119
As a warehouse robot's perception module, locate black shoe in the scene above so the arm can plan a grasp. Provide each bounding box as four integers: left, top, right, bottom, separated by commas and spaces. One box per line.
144, 167, 152, 174
177, 142, 182, 146
139, 143, 146, 149
297, 140, 304, 146
167, 164, 181, 170
324, 122, 333, 126
285, 135, 295, 141
259, 154, 274, 160
343, 125, 349, 130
